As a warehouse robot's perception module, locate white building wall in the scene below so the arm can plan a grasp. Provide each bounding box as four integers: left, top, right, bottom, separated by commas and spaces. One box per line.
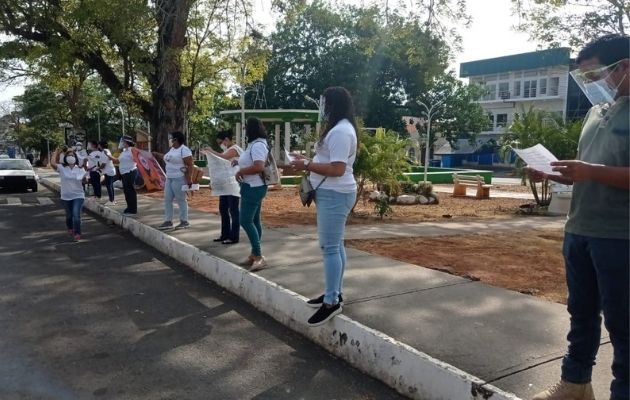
469, 65, 570, 135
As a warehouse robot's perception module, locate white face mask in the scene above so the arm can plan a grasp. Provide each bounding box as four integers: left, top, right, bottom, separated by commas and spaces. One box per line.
66, 156, 76, 165
571, 62, 625, 106
76, 145, 82, 151
220, 143, 228, 151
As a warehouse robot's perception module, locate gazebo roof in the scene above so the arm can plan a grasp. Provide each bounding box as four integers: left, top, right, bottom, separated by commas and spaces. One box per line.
219, 109, 319, 123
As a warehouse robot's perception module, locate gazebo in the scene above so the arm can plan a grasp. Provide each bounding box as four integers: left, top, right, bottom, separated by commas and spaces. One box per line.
218, 109, 320, 165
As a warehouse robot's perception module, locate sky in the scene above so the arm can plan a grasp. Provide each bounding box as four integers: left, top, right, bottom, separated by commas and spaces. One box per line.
0, 0, 537, 104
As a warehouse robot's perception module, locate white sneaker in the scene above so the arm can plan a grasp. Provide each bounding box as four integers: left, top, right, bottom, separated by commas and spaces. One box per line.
104, 201, 116, 206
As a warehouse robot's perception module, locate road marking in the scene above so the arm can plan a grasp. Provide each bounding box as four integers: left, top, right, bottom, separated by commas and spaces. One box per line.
6, 197, 21, 205
38, 197, 54, 205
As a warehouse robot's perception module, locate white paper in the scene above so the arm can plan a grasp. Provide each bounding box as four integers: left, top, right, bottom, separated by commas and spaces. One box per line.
513, 144, 560, 176
181, 184, 200, 192
284, 149, 296, 163
205, 152, 240, 197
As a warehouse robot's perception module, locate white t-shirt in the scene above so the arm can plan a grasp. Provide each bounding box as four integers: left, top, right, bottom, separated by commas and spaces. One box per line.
76, 149, 88, 167
310, 119, 357, 193
238, 139, 268, 187
87, 150, 104, 170
57, 164, 87, 200
164, 145, 193, 178
118, 148, 137, 174
101, 149, 116, 176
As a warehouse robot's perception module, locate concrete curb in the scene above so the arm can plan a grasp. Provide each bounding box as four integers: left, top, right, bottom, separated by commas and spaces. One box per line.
41, 178, 521, 400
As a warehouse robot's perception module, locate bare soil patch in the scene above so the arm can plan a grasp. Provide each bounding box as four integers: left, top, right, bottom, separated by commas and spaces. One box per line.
146, 187, 528, 228
347, 229, 567, 304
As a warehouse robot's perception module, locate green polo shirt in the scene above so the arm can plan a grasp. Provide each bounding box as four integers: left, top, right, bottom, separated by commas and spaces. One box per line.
565, 96, 629, 240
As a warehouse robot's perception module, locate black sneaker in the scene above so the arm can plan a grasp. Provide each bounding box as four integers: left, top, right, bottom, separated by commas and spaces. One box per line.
306, 294, 344, 308
175, 221, 190, 229
307, 303, 342, 327
157, 221, 173, 230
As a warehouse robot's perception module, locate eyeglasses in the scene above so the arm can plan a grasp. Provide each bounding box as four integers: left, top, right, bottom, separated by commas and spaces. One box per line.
575, 59, 623, 83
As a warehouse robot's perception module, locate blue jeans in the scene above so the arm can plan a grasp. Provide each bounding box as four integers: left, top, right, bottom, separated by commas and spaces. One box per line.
164, 176, 188, 223
240, 183, 267, 256
103, 174, 115, 202
316, 188, 356, 305
561, 232, 629, 399
219, 195, 240, 241
61, 198, 84, 235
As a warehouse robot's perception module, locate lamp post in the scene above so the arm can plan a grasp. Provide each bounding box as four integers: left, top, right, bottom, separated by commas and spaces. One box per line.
239, 65, 248, 148
117, 105, 125, 137
417, 98, 445, 183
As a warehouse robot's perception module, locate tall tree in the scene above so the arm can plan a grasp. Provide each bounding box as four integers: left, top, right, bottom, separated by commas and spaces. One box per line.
261, 2, 450, 131
512, 0, 630, 48
0, 0, 253, 152
412, 72, 489, 151
13, 84, 66, 160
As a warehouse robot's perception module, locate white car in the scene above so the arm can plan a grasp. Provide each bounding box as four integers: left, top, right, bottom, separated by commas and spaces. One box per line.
0, 159, 39, 192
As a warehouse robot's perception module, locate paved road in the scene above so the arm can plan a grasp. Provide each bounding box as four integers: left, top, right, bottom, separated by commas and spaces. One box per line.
0, 187, 405, 400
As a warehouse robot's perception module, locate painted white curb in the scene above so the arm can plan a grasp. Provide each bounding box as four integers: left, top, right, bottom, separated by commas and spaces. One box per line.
42, 178, 521, 400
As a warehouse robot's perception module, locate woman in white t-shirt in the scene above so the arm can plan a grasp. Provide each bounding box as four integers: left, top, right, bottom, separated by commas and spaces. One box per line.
158, 131, 194, 230
109, 135, 138, 215
234, 117, 269, 271
203, 130, 243, 245
99, 140, 117, 206
86, 140, 104, 200
50, 147, 89, 242
291, 87, 358, 327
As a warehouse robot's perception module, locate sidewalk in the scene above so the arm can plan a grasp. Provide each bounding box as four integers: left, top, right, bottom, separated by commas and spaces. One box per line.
39, 171, 613, 400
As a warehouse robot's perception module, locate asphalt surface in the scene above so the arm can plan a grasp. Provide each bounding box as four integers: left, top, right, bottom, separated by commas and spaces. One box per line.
0, 187, 406, 400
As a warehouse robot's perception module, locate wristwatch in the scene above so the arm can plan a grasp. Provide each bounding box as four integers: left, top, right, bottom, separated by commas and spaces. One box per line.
303, 159, 310, 170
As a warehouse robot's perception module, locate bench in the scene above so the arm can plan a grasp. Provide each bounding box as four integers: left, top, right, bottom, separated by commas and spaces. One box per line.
452, 174, 493, 199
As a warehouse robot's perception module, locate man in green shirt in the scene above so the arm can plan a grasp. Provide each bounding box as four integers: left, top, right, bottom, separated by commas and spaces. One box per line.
530, 34, 629, 400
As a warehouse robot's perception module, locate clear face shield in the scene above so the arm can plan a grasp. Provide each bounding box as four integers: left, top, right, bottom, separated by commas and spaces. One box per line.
570, 60, 624, 106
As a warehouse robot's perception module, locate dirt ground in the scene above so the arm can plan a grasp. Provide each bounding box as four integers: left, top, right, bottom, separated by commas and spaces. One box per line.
347, 229, 568, 304
146, 186, 528, 228
146, 185, 568, 304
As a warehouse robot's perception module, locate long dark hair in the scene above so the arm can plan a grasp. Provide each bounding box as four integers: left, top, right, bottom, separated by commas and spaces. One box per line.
246, 117, 267, 142
319, 86, 358, 144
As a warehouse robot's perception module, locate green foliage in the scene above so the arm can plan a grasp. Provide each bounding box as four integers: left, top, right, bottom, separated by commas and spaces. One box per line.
262, 2, 450, 131
353, 127, 410, 211
0, 0, 256, 152
13, 84, 65, 155
414, 72, 489, 149
374, 196, 393, 219
511, 0, 629, 48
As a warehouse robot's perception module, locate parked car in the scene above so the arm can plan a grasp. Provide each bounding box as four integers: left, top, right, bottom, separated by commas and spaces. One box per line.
0, 158, 39, 192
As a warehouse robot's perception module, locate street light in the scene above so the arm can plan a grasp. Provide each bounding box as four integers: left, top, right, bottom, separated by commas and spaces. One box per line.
305, 95, 323, 125
417, 98, 445, 183
117, 104, 125, 137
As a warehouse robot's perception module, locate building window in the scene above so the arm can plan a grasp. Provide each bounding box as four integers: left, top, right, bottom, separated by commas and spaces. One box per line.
549, 77, 560, 96
496, 114, 508, 128
484, 74, 497, 82
487, 114, 495, 131
482, 84, 496, 101
499, 82, 510, 99
524, 70, 538, 77
499, 73, 510, 80
514, 71, 522, 78
539, 78, 547, 95
524, 80, 537, 98
514, 81, 521, 97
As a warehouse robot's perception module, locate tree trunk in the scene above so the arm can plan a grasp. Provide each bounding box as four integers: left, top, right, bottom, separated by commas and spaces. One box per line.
152, 0, 194, 153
